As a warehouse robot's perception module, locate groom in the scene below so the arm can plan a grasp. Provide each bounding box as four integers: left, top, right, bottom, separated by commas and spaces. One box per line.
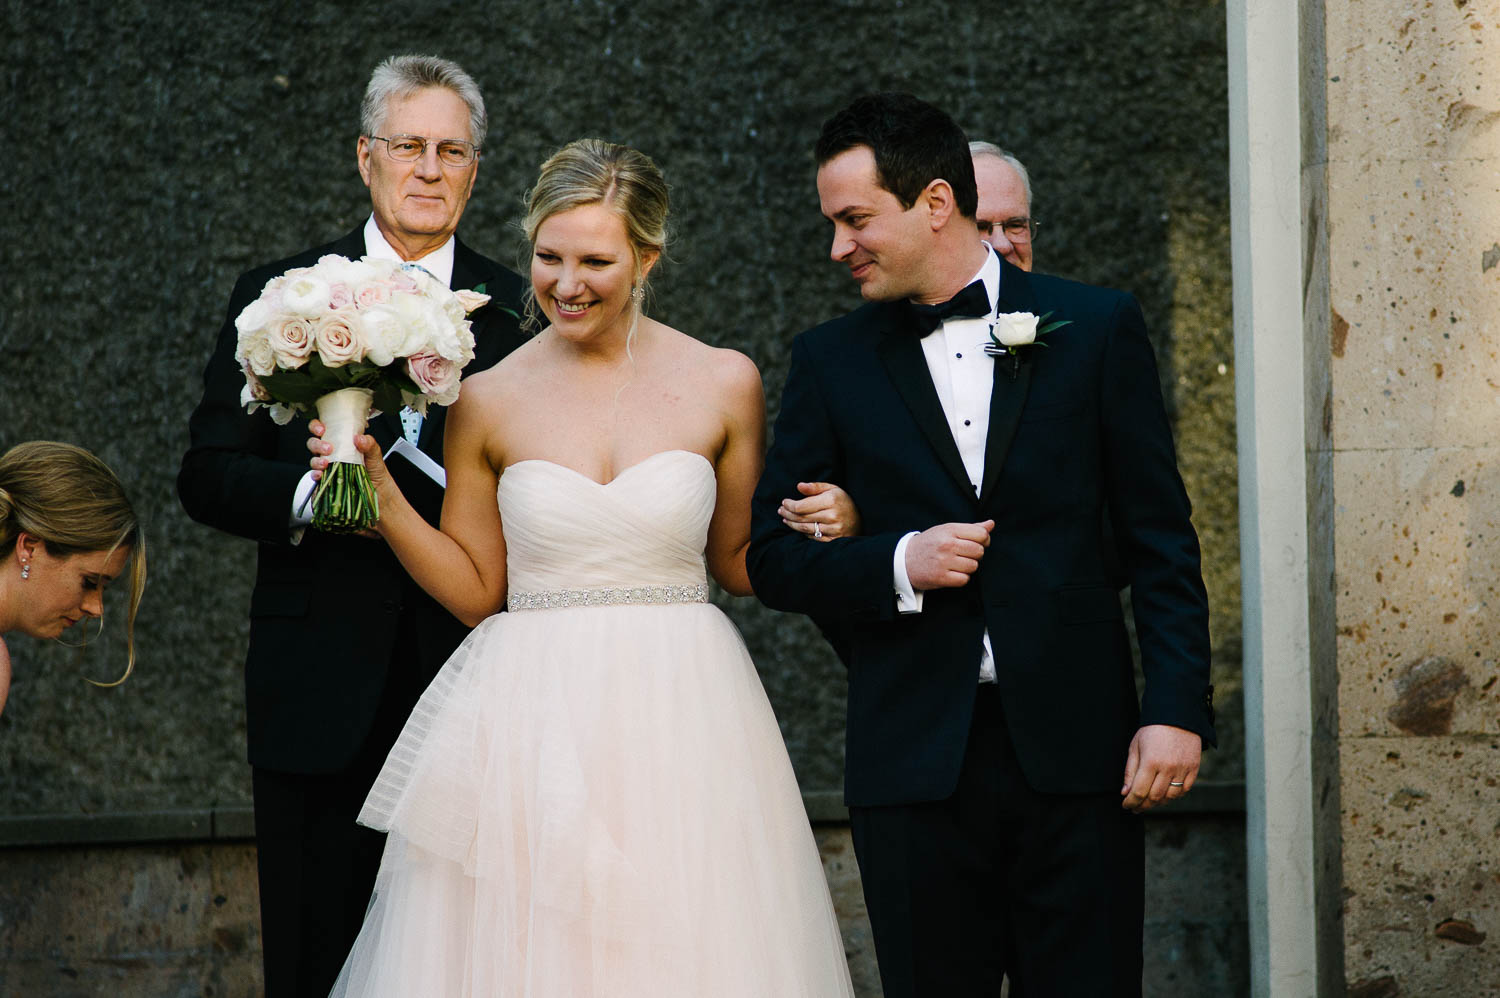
178, 54, 525, 996
748, 93, 1215, 996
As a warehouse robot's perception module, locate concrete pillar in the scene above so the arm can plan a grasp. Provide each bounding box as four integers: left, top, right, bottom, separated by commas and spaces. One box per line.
1229, 1, 1345, 994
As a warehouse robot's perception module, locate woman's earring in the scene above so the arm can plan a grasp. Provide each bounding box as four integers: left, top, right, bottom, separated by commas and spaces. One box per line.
631, 285, 645, 305
20, 561, 29, 581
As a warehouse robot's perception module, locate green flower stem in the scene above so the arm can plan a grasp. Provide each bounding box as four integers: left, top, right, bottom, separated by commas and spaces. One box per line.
311, 461, 380, 533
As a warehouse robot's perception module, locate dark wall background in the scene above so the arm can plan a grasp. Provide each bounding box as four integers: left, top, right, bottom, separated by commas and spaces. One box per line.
0, 0, 1239, 816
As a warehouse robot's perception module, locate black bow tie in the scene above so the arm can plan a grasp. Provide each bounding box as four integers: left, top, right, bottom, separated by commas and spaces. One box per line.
904, 280, 992, 336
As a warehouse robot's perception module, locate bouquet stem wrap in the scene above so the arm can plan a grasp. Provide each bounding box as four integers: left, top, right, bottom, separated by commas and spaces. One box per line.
311, 387, 378, 532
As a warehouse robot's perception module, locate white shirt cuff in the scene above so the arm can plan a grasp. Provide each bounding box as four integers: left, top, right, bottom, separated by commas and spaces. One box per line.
289, 471, 317, 545
893, 531, 923, 614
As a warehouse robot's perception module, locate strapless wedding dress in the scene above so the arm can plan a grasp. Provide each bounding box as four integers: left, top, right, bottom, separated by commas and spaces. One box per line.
329, 450, 854, 997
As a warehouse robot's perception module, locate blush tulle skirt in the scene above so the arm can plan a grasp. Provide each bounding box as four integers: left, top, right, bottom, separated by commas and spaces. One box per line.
328, 601, 854, 997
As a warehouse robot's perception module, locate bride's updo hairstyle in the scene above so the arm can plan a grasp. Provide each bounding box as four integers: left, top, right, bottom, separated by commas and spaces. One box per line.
0, 441, 147, 684
521, 138, 670, 331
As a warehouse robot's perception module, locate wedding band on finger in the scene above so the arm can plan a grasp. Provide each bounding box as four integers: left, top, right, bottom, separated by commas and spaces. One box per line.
813, 523, 822, 539
1169, 781, 1186, 787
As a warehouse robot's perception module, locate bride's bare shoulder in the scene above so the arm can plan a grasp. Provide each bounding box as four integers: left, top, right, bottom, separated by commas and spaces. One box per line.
655, 324, 761, 394
459, 335, 546, 402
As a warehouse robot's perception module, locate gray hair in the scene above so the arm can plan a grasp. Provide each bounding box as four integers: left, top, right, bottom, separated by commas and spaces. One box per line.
360, 55, 487, 147
969, 140, 1033, 211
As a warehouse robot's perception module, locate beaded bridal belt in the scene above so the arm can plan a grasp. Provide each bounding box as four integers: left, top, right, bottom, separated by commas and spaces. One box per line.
507, 583, 710, 612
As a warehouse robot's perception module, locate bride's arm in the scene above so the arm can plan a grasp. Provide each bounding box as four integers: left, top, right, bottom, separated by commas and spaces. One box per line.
704, 351, 765, 597
312, 386, 507, 627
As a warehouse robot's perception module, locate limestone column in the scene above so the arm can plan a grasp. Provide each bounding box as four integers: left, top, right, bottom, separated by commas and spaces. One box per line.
1325, 1, 1500, 994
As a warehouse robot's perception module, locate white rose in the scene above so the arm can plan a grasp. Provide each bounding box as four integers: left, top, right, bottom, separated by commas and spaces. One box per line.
235, 330, 277, 377
441, 290, 466, 326
234, 296, 276, 338
266, 316, 315, 369
356, 304, 405, 367
992, 311, 1039, 347
314, 309, 365, 367
391, 291, 453, 358
314, 254, 370, 288
282, 273, 333, 317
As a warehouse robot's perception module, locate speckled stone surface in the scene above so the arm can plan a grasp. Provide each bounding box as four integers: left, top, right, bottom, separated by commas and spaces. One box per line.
1325, 0, 1500, 991
0, 843, 263, 998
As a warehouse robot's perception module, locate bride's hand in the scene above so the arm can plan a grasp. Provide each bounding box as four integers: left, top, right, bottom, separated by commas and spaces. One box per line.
779, 482, 861, 542
306, 419, 397, 505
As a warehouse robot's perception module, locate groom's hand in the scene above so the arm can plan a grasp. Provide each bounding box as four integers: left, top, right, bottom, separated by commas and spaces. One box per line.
1120, 724, 1202, 812
906, 521, 994, 590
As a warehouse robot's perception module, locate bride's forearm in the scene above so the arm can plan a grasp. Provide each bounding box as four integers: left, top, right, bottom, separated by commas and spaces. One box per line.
375, 491, 506, 626
709, 541, 753, 598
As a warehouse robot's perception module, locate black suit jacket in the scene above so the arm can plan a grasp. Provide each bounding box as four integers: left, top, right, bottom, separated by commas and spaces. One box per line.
179, 226, 526, 774
748, 259, 1214, 805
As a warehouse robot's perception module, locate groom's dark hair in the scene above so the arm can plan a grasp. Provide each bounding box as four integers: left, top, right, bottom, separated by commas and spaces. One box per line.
815, 93, 978, 219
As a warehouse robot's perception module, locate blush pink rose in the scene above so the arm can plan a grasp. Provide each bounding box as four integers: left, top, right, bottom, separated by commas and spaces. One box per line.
327, 283, 353, 309
355, 280, 392, 307
406, 350, 461, 405
267, 316, 315, 368
314, 310, 365, 367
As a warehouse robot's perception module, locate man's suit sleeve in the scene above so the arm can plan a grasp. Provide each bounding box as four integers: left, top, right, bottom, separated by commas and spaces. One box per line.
1098, 294, 1216, 744
748, 333, 905, 622
177, 270, 308, 545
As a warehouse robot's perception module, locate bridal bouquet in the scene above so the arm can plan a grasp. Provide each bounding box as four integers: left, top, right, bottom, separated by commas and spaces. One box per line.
234, 254, 489, 532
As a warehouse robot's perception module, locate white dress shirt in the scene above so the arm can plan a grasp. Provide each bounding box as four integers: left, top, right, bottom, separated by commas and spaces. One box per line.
892, 245, 1002, 682
289, 219, 459, 530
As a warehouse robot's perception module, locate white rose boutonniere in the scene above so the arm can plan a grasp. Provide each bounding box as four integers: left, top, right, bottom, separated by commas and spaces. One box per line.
983, 310, 1072, 378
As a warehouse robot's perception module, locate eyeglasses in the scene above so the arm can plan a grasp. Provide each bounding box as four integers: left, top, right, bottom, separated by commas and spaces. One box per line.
370, 134, 479, 168
978, 216, 1039, 244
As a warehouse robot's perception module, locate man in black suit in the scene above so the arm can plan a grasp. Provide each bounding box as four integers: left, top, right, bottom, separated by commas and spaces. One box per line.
178, 54, 525, 997
748, 93, 1214, 996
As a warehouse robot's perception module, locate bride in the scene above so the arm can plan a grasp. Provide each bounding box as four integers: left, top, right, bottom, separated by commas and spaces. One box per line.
312, 138, 855, 996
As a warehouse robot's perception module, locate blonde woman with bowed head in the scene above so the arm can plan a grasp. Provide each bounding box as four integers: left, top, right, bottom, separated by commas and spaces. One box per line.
312, 139, 855, 996
0, 441, 146, 718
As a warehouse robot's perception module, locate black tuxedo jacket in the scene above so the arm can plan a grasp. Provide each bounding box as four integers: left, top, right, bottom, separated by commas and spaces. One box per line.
179, 226, 526, 774
748, 259, 1214, 806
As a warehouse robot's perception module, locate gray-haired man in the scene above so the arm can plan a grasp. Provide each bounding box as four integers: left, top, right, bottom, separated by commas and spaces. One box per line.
971, 140, 1036, 272
180, 54, 525, 996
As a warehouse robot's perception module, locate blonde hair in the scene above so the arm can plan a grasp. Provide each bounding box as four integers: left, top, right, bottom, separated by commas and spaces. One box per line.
520, 138, 670, 332
0, 441, 146, 685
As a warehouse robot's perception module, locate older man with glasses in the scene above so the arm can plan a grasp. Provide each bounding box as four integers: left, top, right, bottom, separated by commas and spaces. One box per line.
971, 140, 1038, 272
179, 53, 525, 997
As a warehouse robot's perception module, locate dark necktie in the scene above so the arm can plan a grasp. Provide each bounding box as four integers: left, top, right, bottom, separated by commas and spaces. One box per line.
904, 280, 991, 336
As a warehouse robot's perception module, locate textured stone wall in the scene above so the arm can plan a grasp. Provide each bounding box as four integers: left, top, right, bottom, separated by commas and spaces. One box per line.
0, 0, 1239, 813
1324, 1, 1500, 993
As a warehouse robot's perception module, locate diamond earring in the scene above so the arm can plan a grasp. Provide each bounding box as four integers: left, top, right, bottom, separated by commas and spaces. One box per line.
20, 562, 29, 581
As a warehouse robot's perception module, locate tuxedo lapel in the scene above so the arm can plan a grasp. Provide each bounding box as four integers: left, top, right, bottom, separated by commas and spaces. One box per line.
451, 238, 484, 293
979, 260, 1039, 505
874, 306, 974, 500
